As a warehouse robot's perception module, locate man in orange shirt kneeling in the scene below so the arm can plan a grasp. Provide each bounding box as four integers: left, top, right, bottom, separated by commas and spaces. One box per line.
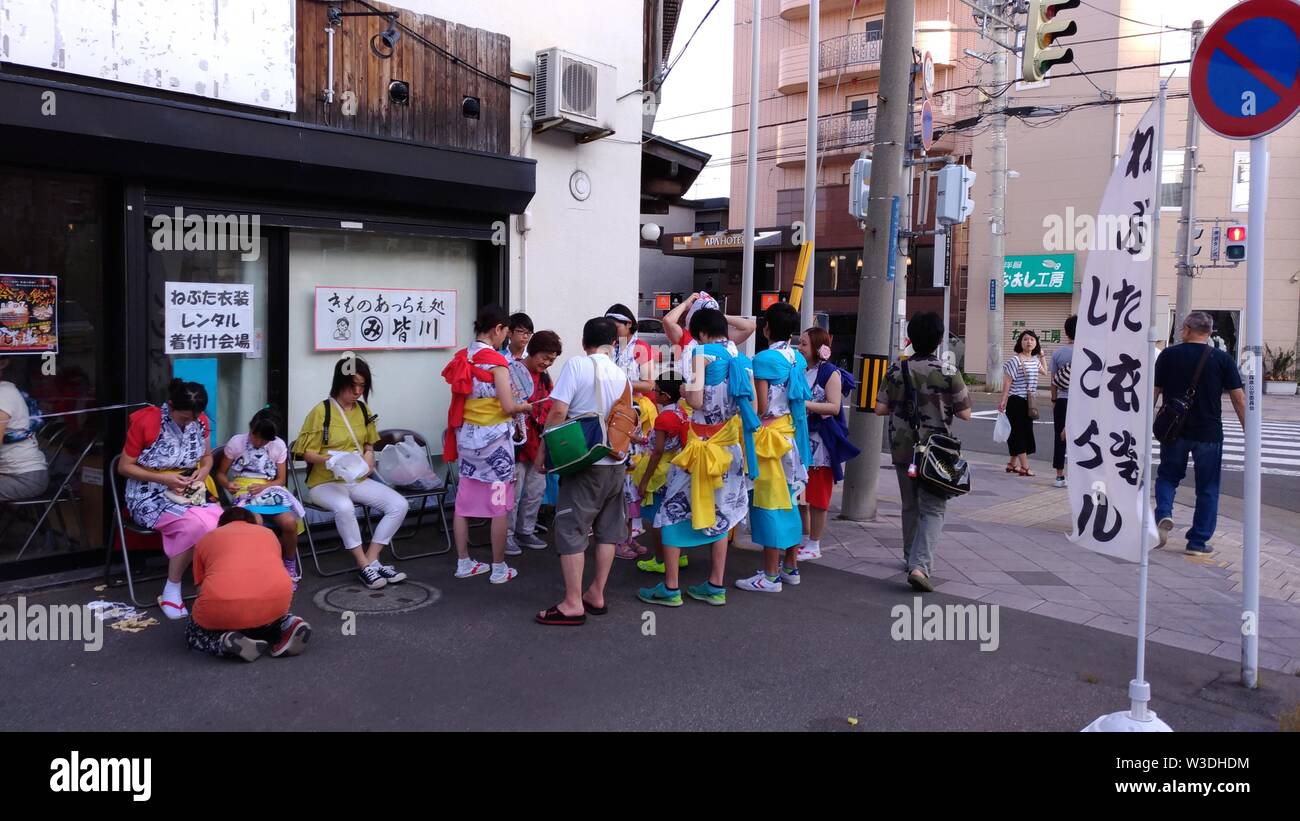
185, 507, 311, 662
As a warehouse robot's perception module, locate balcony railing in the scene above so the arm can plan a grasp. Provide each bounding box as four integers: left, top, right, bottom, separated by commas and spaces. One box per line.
819, 31, 883, 74
776, 109, 876, 166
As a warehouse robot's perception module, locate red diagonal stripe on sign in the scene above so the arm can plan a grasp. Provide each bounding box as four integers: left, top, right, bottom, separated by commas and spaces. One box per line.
1217, 38, 1293, 100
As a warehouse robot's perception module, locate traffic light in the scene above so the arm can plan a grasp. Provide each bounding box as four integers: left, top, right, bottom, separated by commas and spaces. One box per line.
935, 163, 977, 226
1225, 225, 1247, 262
1023, 0, 1081, 83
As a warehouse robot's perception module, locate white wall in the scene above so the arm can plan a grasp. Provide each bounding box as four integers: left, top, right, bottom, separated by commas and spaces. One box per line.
0, 0, 297, 112
391, 0, 645, 364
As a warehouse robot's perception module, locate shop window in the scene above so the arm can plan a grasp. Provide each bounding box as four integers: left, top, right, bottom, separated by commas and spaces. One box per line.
1161, 150, 1185, 210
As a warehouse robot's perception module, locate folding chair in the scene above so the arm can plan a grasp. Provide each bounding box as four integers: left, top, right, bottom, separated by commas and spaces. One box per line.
9, 436, 94, 560
375, 429, 451, 559
105, 453, 198, 609
289, 457, 374, 577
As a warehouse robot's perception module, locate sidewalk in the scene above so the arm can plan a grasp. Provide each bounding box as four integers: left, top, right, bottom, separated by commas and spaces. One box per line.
775, 455, 1300, 677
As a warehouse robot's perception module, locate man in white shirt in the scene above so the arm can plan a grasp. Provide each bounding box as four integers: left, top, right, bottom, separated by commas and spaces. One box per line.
534, 317, 631, 626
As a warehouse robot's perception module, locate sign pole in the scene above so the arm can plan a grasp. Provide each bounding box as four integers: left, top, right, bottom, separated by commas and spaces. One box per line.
1242, 135, 1269, 688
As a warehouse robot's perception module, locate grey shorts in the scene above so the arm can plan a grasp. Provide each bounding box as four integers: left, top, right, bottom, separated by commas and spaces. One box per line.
553, 464, 629, 555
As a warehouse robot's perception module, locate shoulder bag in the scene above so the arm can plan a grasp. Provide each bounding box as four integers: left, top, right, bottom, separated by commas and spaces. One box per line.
544, 358, 637, 477
903, 360, 971, 499
1153, 345, 1213, 446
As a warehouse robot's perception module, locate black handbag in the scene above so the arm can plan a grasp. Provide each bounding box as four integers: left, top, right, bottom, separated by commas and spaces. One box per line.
1153, 345, 1212, 446
902, 360, 971, 499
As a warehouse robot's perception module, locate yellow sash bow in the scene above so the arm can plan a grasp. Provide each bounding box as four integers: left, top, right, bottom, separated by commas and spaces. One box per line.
671, 415, 743, 530
634, 394, 658, 435
630, 447, 675, 504
752, 414, 795, 511
462, 397, 511, 427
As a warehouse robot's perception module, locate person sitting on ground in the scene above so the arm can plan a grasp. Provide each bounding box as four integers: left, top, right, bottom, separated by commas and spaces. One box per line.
0, 357, 49, 502
184, 507, 311, 662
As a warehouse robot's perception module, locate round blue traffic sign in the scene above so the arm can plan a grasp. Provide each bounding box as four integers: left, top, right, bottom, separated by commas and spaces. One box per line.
920, 99, 934, 151
1191, 0, 1300, 139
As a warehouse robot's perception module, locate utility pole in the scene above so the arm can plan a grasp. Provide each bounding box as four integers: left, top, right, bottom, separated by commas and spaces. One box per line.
984, 0, 1010, 392
840, 0, 914, 521
1173, 19, 1205, 336
741, 0, 762, 356
801, 0, 820, 332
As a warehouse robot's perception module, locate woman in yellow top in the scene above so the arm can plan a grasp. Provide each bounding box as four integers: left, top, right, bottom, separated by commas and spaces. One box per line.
293, 356, 410, 591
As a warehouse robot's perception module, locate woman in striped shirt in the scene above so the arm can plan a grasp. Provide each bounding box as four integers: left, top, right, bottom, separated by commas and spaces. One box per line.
998, 330, 1047, 477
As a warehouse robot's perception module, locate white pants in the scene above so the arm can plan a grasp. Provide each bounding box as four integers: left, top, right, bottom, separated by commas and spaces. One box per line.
309, 479, 409, 550
509, 461, 548, 538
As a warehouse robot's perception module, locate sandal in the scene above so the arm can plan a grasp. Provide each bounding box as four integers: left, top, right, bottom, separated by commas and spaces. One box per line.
582, 599, 608, 616
1018, 468, 1035, 477
1005, 462, 1017, 473
157, 596, 188, 620
614, 542, 639, 560
535, 605, 586, 626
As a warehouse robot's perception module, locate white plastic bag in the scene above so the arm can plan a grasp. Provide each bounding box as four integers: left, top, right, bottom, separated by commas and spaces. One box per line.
376, 436, 443, 491
992, 411, 1012, 444
326, 450, 370, 485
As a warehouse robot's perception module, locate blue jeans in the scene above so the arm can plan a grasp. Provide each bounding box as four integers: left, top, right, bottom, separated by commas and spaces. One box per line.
1154, 437, 1223, 549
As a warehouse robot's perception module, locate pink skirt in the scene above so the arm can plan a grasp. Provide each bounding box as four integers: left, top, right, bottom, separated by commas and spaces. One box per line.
154, 504, 223, 557
454, 476, 516, 518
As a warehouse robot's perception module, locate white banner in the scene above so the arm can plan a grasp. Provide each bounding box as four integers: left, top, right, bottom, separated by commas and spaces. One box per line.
164, 281, 255, 355
314, 286, 457, 351
1065, 100, 1162, 562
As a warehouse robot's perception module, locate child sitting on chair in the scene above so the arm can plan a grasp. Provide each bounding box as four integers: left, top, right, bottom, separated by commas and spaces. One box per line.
215, 407, 305, 587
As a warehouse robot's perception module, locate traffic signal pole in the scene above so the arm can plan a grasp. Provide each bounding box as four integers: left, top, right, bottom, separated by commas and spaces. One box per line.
984, 0, 1009, 393
840, 0, 915, 521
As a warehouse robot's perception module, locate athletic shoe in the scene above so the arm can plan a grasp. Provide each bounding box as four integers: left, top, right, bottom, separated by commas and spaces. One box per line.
489, 564, 518, 584
686, 582, 727, 606
637, 582, 683, 607
780, 567, 801, 586
377, 564, 407, 584
220, 631, 268, 662
270, 616, 312, 657
907, 570, 935, 593
358, 565, 387, 590
1157, 517, 1174, 549
516, 533, 548, 550
615, 542, 639, 560
679, 555, 688, 568
636, 558, 666, 573
504, 536, 522, 557
455, 559, 490, 579
734, 571, 782, 593
1053, 477, 1067, 489
797, 546, 822, 561
1184, 544, 1218, 558
283, 558, 301, 582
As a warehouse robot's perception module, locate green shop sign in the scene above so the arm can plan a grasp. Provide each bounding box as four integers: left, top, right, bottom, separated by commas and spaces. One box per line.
1003, 254, 1074, 294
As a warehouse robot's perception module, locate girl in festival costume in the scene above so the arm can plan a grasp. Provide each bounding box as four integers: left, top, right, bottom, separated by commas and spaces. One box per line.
215, 407, 307, 589
442, 305, 535, 584
796, 327, 861, 561
638, 309, 758, 608
736, 303, 812, 593
606, 303, 657, 559
633, 378, 692, 574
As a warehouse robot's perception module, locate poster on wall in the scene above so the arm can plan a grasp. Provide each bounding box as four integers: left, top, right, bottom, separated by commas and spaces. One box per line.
0, 274, 59, 354
314, 286, 457, 351
164, 281, 255, 355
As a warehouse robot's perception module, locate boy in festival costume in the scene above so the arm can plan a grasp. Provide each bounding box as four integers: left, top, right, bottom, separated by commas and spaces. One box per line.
634, 378, 692, 574
606, 303, 657, 559
736, 303, 812, 593
796, 327, 861, 561
638, 309, 758, 607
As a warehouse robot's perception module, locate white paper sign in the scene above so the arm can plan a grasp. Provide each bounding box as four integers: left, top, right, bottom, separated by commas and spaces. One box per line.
1065, 100, 1162, 562
164, 281, 255, 355
314, 286, 457, 351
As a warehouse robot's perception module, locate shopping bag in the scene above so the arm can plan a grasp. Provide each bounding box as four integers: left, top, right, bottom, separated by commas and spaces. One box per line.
376, 436, 443, 490
992, 411, 1012, 444
326, 450, 370, 485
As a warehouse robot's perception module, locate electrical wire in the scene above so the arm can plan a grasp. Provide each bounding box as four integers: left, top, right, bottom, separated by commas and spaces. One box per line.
620, 0, 722, 100
1078, 0, 1189, 32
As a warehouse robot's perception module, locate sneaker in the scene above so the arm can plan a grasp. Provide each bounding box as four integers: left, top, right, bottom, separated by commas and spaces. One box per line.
283, 558, 301, 582
1184, 544, 1218, 558
907, 569, 935, 593
780, 567, 801, 586
455, 559, 490, 579
220, 631, 268, 662
615, 542, 639, 560
270, 616, 312, 657
734, 571, 782, 593
358, 565, 387, 590
636, 558, 666, 574
637, 582, 683, 607
686, 582, 727, 606
1157, 517, 1174, 548
1053, 476, 1067, 489
376, 564, 407, 584
489, 564, 518, 584
679, 555, 689, 569
504, 536, 522, 557
797, 546, 822, 561
516, 533, 548, 550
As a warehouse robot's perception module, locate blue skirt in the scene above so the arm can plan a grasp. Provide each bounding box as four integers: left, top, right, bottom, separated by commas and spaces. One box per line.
661, 519, 722, 549
750, 485, 802, 549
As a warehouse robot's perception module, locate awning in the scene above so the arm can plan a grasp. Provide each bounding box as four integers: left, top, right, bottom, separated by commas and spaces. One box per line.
641, 131, 711, 212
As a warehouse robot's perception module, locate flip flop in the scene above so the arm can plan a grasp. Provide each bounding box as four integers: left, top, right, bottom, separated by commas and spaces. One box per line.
157, 596, 188, 620
582, 600, 608, 616
535, 606, 586, 626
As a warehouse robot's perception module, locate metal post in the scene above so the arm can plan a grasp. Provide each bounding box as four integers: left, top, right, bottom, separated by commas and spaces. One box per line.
801, 0, 820, 332
741, 0, 763, 356
1173, 20, 1204, 334
984, 1, 1008, 391
1242, 136, 1268, 689
840, 0, 915, 521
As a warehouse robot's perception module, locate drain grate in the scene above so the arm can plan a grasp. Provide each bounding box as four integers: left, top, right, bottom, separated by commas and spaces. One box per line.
312, 580, 442, 614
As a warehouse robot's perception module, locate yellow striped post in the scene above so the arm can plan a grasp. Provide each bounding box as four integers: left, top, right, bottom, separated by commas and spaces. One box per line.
855, 354, 890, 411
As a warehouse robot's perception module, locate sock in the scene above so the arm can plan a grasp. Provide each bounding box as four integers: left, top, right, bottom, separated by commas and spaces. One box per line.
492, 561, 507, 574
664, 584, 679, 592
805, 539, 820, 551
368, 559, 382, 569
764, 571, 780, 582
163, 580, 182, 604
783, 565, 798, 574
457, 557, 476, 570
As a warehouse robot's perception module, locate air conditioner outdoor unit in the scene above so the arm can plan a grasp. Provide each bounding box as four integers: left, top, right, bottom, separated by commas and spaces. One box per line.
534, 47, 617, 142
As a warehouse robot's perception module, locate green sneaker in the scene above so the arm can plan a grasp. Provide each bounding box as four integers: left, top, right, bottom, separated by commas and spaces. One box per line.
637, 582, 683, 607
637, 558, 666, 574
686, 582, 727, 606
679, 555, 689, 568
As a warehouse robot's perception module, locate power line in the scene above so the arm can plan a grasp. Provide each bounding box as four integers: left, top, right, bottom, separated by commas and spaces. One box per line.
620, 0, 723, 100
1078, 0, 1189, 32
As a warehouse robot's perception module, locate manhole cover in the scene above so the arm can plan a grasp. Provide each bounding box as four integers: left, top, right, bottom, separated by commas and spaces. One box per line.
313, 580, 442, 614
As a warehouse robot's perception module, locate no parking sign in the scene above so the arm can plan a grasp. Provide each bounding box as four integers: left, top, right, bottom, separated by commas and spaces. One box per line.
1190, 0, 1300, 139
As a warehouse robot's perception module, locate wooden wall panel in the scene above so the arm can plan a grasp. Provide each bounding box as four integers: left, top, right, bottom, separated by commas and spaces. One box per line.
293, 0, 510, 156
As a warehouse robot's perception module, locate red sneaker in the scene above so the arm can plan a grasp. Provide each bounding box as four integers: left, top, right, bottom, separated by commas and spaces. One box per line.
271, 616, 312, 657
